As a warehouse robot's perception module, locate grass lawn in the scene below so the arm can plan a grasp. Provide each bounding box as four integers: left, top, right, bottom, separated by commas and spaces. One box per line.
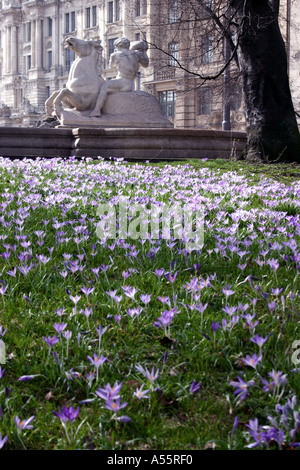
0, 156, 299, 451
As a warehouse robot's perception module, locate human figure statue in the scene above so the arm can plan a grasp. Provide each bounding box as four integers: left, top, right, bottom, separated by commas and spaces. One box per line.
89, 37, 149, 117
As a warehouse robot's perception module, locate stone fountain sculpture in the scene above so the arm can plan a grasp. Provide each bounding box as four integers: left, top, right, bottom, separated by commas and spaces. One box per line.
45, 36, 173, 128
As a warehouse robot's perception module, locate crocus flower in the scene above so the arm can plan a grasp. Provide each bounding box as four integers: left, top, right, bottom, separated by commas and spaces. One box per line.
126, 307, 142, 318
69, 294, 81, 305
230, 376, 255, 400
164, 272, 178, 284
189, 380, 202, 394
96, 381, 123, 401
242, 353, 262, 369
53, 322, 67, 335
222, 283, 235, 298
104, 397, 128, 413
222, 305, 237, 316
0, 433, 7, 449
136, 363, 159, 383
211, 321, 220, 333
133, 384, 150, 400
250, 334, 268, 350
14, 415, 35, 432
53, 406, 80, 423
140, 294, 151, 305
44, 335, 59, 348
242, 313, 259, 329
154, 268, 164, 278
0, 326, 7, 339
87, 353, 107, 369
153, 310, 174, 329
18, 374, 40, 382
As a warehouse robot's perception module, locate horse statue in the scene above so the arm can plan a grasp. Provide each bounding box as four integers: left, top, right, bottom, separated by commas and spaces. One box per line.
45, 37, 104, 118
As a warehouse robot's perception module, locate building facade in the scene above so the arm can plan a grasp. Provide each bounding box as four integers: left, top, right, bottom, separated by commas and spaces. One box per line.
0, 0, 299, 129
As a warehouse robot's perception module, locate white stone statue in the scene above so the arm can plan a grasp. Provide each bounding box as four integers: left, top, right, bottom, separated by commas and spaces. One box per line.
43, 36, 173, 128
90, 37, 149, 117
45, 37, 104, 118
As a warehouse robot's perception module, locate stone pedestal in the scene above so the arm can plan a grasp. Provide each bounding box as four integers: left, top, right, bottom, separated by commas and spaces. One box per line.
58, 91, 174, 129
0, 126, 247, 161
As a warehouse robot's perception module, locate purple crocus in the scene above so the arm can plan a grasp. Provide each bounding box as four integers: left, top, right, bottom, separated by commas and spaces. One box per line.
44, 335, 59, 348
154, 268, 164, 279
133, 384, 150, 400
136, 363, 159, 383
189, 380, 202, 394
140, 294, 152, 305
53, 406, 80, 423
0, 433, 7, 449
164, 272, 178, 284
242, 353, 262, 369
87, 353, 107, 369
230, 376, 255, 400
242, 313, 259, 329
250, 334, 268, 351
222, 283, 235, 298
104, 397, 128, 413
0, 326, 8, 339
53, 322, 67, 335
153, 310, 174, 329
14, 415, 35, 432
96, 381, 123, 401
211, 321, 220, 333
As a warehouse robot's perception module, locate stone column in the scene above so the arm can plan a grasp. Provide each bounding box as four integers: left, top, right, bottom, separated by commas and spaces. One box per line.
6, 27, 11, 74
36, 18, 43, 69
31, 20, 36, 68
53, 15, 58, 71
11, 26, 18, 74
2, 28, 7, 75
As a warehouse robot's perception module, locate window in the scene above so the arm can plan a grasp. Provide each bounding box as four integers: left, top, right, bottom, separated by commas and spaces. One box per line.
168, 0, 179, 23
108, 1, 114, 22
159, 90, 176, 118
71, 11, 76, 32
24, 22, 31, 42
142, 0, 147, 15
65, 13, 70, 33
65, 48, 75, 71
92, 6, 97, 27
136, 0, 141, 16
135, 32, 141, 41
47, 50, 52, 71
66, 12, 76, 33
168, 42, 178, 67
204, 0, 213, 8
48, 17, 52, 37
198, 88, 212, 115
201, 36, 213, 63
108, 38, 118, 57
230, 88, 242, 111
115, 0, 120, 21
86, 7, 91, 28
24, 55, 31, 72
46, 86, 51, 99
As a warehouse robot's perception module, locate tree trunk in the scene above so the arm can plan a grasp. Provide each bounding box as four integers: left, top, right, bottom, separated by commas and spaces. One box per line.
230, 0, 300, 163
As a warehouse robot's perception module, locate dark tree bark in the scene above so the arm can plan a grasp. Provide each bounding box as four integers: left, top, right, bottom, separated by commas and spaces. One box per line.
230, 0, 300, 163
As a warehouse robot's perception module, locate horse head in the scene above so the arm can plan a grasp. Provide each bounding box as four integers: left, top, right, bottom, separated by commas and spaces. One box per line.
65, 37, 103, 58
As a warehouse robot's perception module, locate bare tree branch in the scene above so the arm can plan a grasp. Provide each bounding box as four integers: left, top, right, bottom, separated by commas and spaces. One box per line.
148, 31, 241, 82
